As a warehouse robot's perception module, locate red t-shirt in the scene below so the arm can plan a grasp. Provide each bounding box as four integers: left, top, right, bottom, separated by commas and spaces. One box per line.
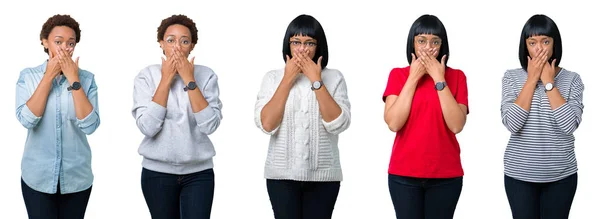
382, 66, 468, 178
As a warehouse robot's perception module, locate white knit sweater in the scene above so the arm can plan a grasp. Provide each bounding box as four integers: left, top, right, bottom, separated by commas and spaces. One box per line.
254, 68, 351, 182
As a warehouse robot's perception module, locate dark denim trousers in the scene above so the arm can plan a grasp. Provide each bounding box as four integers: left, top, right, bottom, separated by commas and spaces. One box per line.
141, 168, 215, 219
21, 178, 92, 219
388, 174, 463, 219
266, 179, 341, 219
505, 173, 577, 219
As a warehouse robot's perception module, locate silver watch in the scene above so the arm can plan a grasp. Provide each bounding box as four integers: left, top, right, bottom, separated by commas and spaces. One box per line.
311, 80, 323, 90
544, 82, 554, 92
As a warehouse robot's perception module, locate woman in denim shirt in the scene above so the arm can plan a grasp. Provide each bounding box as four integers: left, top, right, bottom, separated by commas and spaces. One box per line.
15, 14, 100, 219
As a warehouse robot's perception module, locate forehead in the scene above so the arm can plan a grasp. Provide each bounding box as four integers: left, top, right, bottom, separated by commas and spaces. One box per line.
165, 24, 191, 36
49, 26, 76, 39
290, 35, 316, 41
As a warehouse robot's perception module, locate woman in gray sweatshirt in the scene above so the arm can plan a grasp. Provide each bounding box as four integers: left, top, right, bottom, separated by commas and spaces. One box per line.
132, 14, 223, 219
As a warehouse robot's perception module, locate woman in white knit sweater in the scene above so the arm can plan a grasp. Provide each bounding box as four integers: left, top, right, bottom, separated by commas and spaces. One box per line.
254, 14, 351, 219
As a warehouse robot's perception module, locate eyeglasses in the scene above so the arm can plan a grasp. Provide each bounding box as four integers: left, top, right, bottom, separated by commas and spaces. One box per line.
290, 40, 317, 48
165, 36, 193, 48
415, 38, 442, 48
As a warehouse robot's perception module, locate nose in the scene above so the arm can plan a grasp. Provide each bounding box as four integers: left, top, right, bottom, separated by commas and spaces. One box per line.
421, 42, 431, 49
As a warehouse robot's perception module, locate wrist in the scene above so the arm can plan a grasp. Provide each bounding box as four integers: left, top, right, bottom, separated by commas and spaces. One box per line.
431, 73, 445, 83
282, 74, 297, 86
541, 77, 554, 85
67, 75, 80, 84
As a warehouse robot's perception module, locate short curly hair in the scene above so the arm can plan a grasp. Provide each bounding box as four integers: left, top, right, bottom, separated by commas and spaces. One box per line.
156, 14, 198, 44
39, 14, 81, 54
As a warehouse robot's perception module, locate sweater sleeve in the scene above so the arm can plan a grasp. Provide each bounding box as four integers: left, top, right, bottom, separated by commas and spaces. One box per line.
132, 69, 167, 138
192, 72, 223, 135
322, 73, 351, 135
500, 70, 529, 134
254, 71, 279, 135
550, 74, 584, 135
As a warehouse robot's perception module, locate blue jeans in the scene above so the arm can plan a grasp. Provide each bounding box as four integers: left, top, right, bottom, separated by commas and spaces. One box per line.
266, 179, 340, 219
21, 178, 92, 219
141, 168, 215, 219
505, 173, 577, 219
388, 174, 463, 219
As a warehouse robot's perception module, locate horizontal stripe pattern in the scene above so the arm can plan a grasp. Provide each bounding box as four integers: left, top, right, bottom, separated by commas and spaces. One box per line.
501, 68, 584, 183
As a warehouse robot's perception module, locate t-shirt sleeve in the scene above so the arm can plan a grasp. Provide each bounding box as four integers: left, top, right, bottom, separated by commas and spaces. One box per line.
455, 70, 469, 114
383, 68, 406, 102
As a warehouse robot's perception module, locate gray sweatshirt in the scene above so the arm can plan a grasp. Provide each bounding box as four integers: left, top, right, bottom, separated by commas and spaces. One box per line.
132, 64, 222, 174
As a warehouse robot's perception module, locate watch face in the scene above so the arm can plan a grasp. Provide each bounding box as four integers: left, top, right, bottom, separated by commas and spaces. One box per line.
435, 82, 445, 91
312, 81, 322, 90
545, 83, 553, 91
188, 81, 197, 90
72, 82, 81, 90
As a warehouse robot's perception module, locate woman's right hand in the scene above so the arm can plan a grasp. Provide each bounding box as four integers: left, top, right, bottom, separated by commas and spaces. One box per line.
526, 48, 547, 82
284, 53, 301, 83
408, 53, 426, 80
161, 54, 177, 83
44, 51, 62, 80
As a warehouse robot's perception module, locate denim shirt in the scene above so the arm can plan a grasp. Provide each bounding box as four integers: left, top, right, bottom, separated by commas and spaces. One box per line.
15, 61, 100, 194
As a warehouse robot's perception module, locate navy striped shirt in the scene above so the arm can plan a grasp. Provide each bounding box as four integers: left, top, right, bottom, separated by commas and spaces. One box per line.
501, 68, 584, 183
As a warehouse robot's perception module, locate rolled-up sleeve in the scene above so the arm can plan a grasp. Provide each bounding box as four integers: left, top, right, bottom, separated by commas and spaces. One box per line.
132, 71, 167, 137
15, 71, 42, 129
551, 74, 584, 135
193, 73, 223, 135
76, 77, 100, 135
322, 74, 351, 135
500, 71, 529, 134
254, 71, 279, 135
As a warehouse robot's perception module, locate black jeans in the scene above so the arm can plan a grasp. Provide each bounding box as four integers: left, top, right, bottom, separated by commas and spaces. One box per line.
21, 178, 92, 219
266, 179, 341, 219
505, 173, 577, 219
388, 174, 463, 219
141, 168, 215, 219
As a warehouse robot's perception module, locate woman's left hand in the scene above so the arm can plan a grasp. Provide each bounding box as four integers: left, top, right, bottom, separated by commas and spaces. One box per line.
294, 49, 322, 82
173, 47, 195, 83
419, 48, 447, 83
57, 47, 80, 83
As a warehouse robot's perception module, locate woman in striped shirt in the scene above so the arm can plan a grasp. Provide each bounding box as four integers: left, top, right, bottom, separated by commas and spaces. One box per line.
501, 14, 584, 219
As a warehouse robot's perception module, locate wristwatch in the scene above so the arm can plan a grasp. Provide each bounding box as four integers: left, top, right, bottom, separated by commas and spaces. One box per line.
435, 81, 447, 91
184, 81, 197, 91
311, 80, 323, 91
67, 81, 81, 91
544, 82, 554, 92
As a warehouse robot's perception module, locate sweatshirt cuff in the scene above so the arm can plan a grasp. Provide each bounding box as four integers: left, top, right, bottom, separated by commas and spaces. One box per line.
148, 101, 167, 121
194, 106, 216, 124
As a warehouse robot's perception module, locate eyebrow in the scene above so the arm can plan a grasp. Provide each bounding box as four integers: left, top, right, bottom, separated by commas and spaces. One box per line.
416, 36, 441, 40
166, 34, 190, 38
53, 36, 76, 40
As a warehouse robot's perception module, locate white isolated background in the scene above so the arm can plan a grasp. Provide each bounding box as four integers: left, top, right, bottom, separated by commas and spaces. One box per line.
0, 0, 598, 218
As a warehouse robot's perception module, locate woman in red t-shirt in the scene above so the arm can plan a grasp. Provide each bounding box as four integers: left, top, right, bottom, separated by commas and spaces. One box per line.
382, 14, 469, 219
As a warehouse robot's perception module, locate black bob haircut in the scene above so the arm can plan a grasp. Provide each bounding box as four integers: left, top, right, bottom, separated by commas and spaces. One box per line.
282, 14, 328, 69
406, 14, 449, 65
519, 14, 562, 70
